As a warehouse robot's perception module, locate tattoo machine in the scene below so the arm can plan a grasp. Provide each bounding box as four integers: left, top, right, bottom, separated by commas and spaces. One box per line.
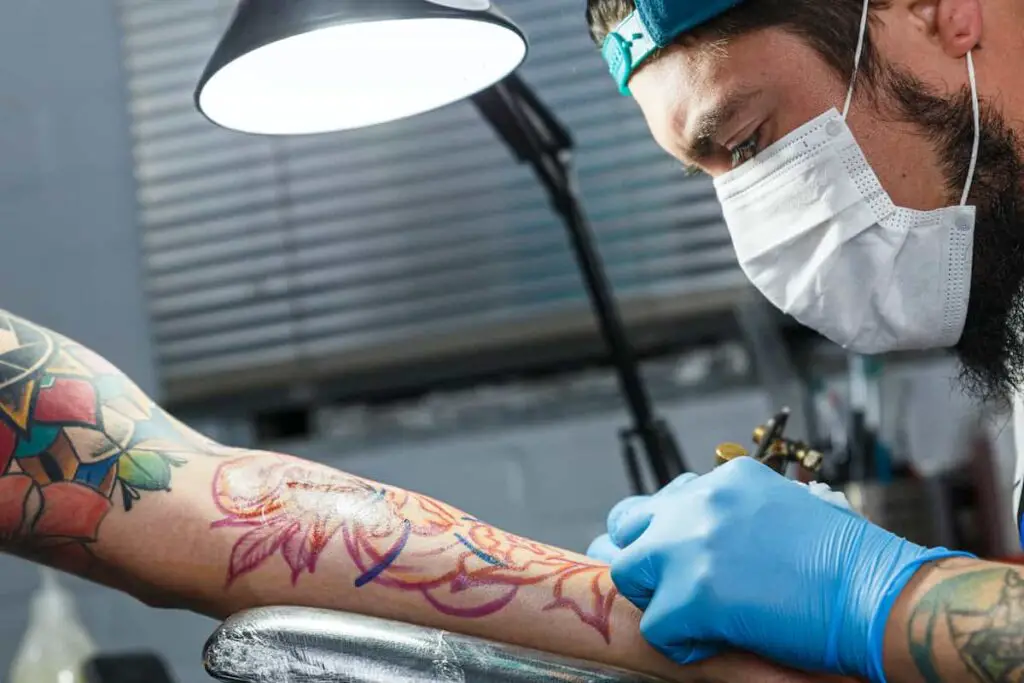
715, 407, 825, 475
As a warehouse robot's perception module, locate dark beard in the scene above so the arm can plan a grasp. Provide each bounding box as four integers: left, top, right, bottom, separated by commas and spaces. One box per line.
882, 67, 1024, 406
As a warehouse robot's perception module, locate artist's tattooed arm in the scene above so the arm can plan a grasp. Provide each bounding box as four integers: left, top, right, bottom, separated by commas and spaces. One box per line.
0, 310, 842, 683
882, 557, 1024, 682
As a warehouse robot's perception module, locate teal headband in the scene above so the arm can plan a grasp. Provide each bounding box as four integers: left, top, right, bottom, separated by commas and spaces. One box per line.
601, 0, 747, 95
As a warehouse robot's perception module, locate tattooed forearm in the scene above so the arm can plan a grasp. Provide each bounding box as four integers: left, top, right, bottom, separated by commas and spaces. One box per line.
906, 559, 1024, 682
0, 313, 218, 571
211, 453, 620, 641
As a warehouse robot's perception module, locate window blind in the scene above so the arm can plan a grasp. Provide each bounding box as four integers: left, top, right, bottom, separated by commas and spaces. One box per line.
116, 0, 746, 404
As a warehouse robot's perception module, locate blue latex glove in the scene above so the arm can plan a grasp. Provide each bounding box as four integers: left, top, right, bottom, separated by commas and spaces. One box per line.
588, 458, 973, 681
586, 529, 623, 563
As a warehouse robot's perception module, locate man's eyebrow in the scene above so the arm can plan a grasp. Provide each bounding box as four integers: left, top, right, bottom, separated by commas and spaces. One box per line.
680, 89, 761, 169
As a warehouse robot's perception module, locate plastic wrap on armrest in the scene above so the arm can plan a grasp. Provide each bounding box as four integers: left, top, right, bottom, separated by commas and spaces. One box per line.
203, 607, 665, 683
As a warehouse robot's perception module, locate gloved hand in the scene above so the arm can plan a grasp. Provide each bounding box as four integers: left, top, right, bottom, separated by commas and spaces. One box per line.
585, 475, 854, 562
587, 458, 973, 681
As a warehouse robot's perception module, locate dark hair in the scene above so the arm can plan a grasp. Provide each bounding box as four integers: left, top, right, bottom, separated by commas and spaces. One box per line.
585, 0, 892, 88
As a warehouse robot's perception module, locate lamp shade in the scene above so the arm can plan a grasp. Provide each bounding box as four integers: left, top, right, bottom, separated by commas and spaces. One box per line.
195, 0, 528, 135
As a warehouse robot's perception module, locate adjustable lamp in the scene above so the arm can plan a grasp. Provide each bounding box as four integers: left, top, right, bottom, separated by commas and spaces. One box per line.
195, 0, 528, 134
196, 0, 688, 492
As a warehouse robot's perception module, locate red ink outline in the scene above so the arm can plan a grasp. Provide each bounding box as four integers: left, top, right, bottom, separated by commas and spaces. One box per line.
211, 454, 617, 641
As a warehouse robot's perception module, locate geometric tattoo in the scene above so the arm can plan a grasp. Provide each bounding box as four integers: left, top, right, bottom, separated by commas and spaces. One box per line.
211, 453, 620, 641
908, 561, 1024, 683
0, 313, 212, 573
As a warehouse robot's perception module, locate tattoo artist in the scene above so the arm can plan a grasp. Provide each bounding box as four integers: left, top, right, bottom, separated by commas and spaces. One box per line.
585, 0, 1024, 681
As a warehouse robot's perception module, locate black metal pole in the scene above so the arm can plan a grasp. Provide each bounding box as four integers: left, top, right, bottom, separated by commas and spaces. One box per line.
551, 176, 683, 486
471, 75, 687, 490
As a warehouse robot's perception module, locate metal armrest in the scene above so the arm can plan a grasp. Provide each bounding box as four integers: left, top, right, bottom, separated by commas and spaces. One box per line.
204, 607, 664, 683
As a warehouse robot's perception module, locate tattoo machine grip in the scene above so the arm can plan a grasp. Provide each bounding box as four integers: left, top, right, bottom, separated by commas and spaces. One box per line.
715, 407, 825, 475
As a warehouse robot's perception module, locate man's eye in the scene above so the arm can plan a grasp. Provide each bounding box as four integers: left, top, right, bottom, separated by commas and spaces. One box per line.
730, 134, 760, 168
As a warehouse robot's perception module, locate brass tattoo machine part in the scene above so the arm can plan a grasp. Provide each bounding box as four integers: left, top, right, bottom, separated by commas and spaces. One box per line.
715, 407, 824, 474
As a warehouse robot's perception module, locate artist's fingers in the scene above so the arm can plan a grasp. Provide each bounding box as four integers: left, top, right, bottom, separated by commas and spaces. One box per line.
586, 534, 620, 563
661, 472, 700, 494
608, 500, 653, 549
608, 474, 700, 548
609, 537, 658, 609
607, 495, 648, 536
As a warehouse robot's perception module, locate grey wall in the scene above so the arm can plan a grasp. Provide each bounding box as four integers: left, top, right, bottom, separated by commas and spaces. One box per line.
0, 0, 156, 394
0, 0, 165, 678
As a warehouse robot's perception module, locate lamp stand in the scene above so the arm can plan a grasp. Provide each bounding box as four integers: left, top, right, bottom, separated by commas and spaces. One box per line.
471, 74, 687, 493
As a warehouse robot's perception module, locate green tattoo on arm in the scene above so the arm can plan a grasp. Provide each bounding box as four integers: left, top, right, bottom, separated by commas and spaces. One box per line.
908, 561, 1024, 682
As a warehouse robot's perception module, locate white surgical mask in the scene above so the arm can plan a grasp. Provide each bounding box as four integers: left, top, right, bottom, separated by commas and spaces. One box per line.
713, 0, 981, 354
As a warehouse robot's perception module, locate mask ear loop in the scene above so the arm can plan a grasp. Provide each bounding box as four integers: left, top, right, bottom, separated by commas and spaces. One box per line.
960, 51, 980, 206
841, 0, 871, 119
842, 0, 980, 207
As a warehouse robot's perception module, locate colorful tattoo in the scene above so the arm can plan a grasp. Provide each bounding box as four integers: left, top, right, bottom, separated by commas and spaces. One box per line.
211, 454, 619, 641
908, 561, 1024, 682
0, 313, 207, 571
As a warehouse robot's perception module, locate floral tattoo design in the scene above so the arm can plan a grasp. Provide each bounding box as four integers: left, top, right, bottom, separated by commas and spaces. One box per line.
212, 454, 620, 641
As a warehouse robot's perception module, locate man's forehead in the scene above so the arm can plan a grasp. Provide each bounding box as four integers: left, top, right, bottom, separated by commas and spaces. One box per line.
632, 29, 842, 160
631, 43, 721, 121
633, 42, 760, 151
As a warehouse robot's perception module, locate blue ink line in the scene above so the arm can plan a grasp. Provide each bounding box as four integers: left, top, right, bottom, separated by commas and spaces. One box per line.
454, 533, 504, 567
354, 520, 411, 588
461, 516, 479, 522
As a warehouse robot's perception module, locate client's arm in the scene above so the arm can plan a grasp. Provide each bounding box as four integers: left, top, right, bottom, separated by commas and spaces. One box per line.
0, 310, 838, 682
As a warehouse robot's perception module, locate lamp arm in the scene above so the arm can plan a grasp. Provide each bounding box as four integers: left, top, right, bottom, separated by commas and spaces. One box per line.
470, 75, 688, 490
